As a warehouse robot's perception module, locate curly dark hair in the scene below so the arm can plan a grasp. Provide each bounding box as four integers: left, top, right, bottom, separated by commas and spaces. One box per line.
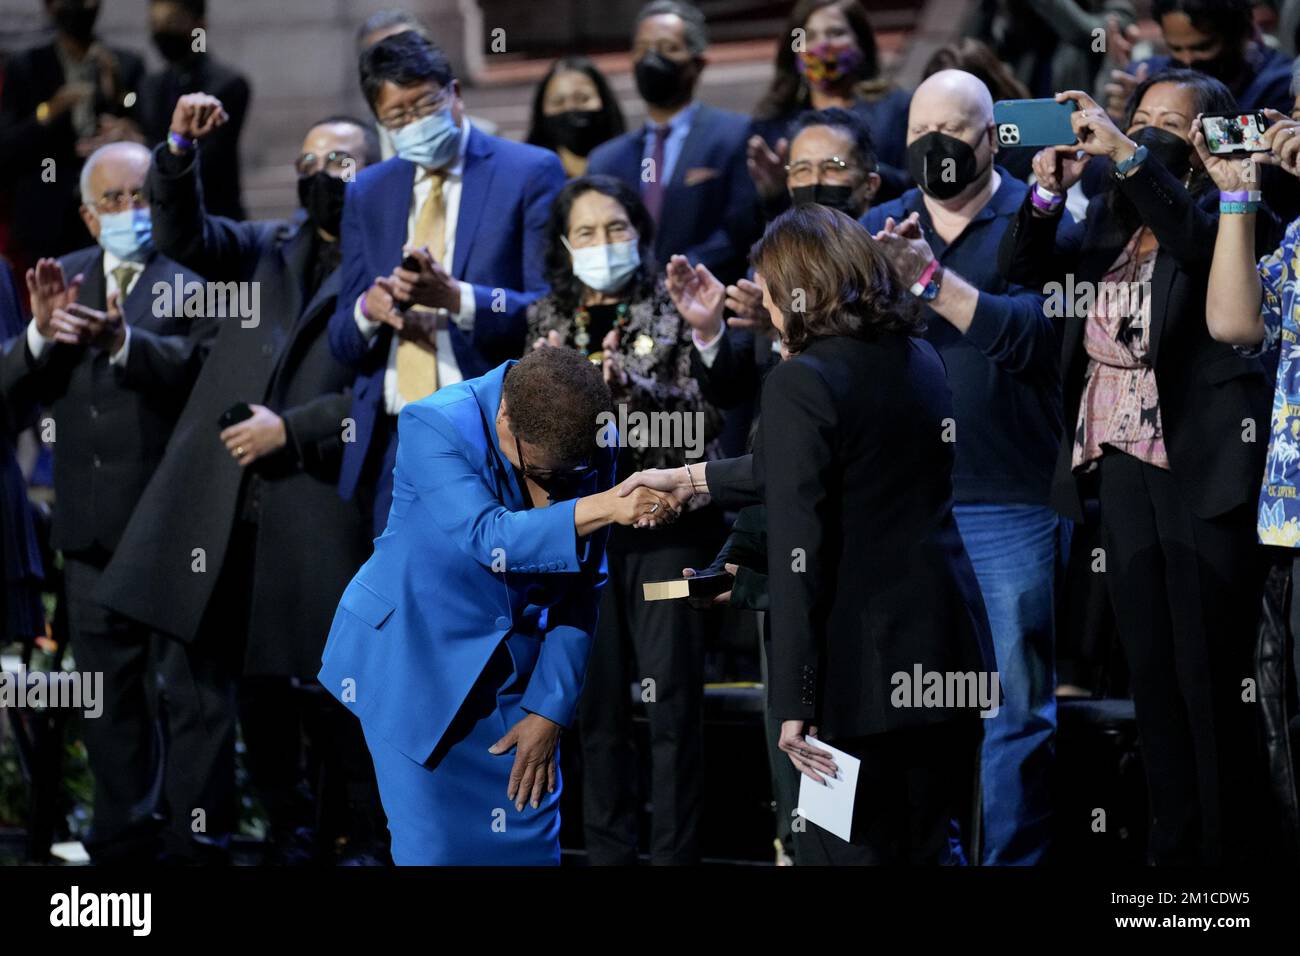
502, 347, 613, 465
543, 174, 657, 313
749, 204, 922, 354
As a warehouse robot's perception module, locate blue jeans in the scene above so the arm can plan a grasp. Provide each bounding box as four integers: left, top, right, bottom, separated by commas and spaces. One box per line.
952, 503, 1065, 865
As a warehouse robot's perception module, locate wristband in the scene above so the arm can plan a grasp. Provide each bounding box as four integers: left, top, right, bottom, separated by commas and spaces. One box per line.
1220, 200, 1260, 215
1219, 190, 1262, 203
167, 130, 194, 153
1031, 184, 1064, 213
909, 258, 941, 297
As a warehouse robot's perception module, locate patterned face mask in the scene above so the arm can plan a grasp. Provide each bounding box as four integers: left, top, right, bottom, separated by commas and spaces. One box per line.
796, 41, 866, 92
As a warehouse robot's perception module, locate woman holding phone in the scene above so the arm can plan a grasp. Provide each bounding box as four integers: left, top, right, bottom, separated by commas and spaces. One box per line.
998, 70, 1278, 864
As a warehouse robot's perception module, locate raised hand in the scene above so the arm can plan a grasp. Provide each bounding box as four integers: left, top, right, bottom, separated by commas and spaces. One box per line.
665, 255, 725, 339
746, 134, 788, 200
723, 277, 772, 334
1058, 90, 1136, 162
1031, 145, 1089, 199
169, 92, 229, 145
25, 259, 84, 339
1254, 108, 1300, 179
873, 212, 935, 287
1190, 112, 1272, 191
1102, 60, 1148, 124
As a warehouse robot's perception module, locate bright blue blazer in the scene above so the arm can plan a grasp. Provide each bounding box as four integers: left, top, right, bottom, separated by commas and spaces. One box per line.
318, 361, 614, 764
328, 127, 566, 502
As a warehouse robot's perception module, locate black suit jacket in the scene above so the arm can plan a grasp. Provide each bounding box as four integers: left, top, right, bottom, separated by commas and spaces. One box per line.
0, 246, 212, 555
135, 55, 251, 220
706, 334, 994, 737
0, 41, 145, 258
96, 147, 366, 665
999, 158, 1277, 521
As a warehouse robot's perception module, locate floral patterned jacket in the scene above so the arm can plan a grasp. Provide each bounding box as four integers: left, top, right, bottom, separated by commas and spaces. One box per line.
526, 278, 724, 486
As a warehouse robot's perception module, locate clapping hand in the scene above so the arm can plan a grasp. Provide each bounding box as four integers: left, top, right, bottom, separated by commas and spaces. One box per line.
872, 211, 935, 287
665, 255, 725, 340
26, 258, 84, 340
746, 134, 789, 200
51, 291, 125, 352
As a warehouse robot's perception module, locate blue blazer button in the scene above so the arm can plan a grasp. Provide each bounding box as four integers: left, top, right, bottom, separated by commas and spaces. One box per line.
495, 616, 510, 629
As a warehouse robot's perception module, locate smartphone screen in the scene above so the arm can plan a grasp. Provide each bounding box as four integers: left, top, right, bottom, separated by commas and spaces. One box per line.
1200, 112, 1268, 155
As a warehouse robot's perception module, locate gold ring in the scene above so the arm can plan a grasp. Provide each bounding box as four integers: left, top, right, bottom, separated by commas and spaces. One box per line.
235, 445, 245, 456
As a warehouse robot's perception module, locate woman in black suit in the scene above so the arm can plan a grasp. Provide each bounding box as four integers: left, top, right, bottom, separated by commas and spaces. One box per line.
623, 204, 995, 864
998, 72, 1278, 864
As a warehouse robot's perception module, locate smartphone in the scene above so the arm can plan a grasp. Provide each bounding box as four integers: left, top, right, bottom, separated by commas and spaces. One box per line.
993, 98, 1078, 148
218, 402, 253, 430
394, 253, 421, 309
1199, 111, 1269, 155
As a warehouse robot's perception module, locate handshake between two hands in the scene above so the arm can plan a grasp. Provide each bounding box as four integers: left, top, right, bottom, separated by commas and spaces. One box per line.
608, 466, 697, 530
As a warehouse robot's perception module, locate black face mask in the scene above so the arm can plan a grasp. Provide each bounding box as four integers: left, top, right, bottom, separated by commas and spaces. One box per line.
53, 3, 98, 43
152, 30, 194, 64
906, 131, 984, 200
790, 183, 860, 216
1132, 125, 1192, 180
634, 51, 691, 108
297, 171, 347, 236
541, 109, 607, 157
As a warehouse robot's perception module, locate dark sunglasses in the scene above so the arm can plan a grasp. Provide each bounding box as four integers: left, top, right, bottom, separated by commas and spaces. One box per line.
514, 434, 595, 487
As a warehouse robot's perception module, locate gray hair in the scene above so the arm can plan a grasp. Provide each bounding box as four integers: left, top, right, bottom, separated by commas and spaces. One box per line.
635, 1, 708, 56
79, 142, 151, 205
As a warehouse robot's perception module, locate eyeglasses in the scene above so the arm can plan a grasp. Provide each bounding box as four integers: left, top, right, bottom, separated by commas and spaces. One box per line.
295, 150, 357, 177
514, 434, 595, 490
377, 88, 453, 131
92, 189, 147, 214
785, 156, 856, 186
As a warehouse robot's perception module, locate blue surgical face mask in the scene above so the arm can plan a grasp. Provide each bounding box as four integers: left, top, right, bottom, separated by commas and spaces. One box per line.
564, 237, 641, 293
391, 107, 462, 170
96, 208, 153, 262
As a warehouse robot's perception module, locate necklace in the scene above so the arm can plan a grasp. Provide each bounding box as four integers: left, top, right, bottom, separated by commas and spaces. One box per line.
573, 301, 630, 363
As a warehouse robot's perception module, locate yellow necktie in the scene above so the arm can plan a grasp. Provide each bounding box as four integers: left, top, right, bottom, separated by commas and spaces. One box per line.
395, 172, 446, 403
112, 264, 138, 303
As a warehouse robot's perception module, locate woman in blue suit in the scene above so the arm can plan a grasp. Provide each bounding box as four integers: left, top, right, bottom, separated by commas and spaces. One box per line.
319, 346, 679, 865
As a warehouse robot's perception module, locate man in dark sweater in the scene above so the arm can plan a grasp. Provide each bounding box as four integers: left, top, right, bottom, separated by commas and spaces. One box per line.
862, 69, 1064, 866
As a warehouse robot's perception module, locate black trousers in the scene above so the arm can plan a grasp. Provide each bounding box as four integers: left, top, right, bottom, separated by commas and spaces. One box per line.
63, 553, 163, 863
153, 526, 248, 863
579, 506, 724, 865
1097, 451, 1268, 864
795, 717, 982, 865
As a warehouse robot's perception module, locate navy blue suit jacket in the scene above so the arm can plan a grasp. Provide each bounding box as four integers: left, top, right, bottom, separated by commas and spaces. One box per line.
319, 361, 614, 764
328, 127, 565, 502
587, 103, 760, 284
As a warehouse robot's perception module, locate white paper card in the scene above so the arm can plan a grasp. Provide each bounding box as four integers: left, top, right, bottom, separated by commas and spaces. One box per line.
795, 737, 860, 842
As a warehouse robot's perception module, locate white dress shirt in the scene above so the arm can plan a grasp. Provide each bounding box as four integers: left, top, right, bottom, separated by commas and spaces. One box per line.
27, 250, 136, 366
353, 118, 477, 415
